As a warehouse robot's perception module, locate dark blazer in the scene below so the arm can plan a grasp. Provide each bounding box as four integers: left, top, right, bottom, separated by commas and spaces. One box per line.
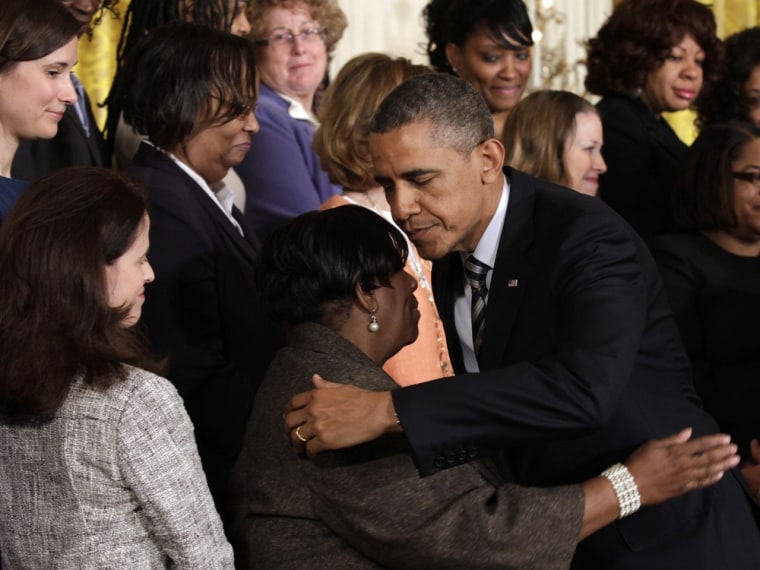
596, 95, 687, 239
650, 232, 760, 457
393, 169, 760, 568
230, 322, 583, 570
127, 143, 279, 520
11, 95, 105, 180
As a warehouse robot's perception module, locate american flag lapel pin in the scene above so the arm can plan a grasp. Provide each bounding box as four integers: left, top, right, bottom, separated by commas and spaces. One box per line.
507, 278, 519, 288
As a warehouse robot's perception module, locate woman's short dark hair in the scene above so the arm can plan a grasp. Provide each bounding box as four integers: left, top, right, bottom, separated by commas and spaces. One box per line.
672, 122, 760, 232
255, 206, 409, 328
314, 53, 431, 192
696, 27, 760, 128
0, 167, 163, 417
585, 0, 721, 97
423, 0, 533, 75
0, 0, 80, 74
119, 22, 258, 151
104, 0, 250, 152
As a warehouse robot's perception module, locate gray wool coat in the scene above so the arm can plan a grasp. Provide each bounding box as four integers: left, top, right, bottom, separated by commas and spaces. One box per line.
0, 367, 233, 569
228, 322, 583, 569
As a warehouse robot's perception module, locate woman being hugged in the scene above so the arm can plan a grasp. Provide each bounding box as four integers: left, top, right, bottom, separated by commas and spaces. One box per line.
585, 0, 722, 239
0, 167, 233, 568
230, 206, 743, 569
316, 53, 452, 385
0, 0, 79, 222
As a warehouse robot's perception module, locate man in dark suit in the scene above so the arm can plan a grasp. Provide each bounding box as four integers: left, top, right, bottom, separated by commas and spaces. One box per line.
285, 74, 760, 567
11, 0, 108, 180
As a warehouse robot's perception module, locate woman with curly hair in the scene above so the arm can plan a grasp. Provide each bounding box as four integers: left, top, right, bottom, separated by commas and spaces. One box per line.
697, 27, 760, 128
422, 0, 533, 140
585, 0, 722, 239
234, 0, 347, 242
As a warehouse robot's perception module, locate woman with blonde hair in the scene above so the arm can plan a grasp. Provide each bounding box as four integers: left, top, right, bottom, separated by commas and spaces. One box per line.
235, 0, 348, 241
503, 90, 607, 196
315, 53, 452, 385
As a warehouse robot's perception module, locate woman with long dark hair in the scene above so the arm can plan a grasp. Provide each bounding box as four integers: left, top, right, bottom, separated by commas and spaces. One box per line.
0, 167, 232, 568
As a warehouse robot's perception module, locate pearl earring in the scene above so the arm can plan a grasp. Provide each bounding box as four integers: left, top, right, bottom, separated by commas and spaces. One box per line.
368, 312, 380, 333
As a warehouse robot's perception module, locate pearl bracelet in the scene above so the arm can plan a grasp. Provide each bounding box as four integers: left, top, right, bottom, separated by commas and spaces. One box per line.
600, 462, 641, 519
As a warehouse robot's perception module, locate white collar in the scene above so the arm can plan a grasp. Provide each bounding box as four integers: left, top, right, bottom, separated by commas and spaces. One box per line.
463, 176, 510, 268
149, 142, 243, 236
277, 91, 319, 126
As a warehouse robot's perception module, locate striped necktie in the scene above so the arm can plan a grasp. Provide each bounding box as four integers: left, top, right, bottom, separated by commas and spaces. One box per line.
464, 255, 490, 354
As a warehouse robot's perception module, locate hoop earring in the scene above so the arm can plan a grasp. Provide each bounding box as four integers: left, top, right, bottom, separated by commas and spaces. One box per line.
368, 312, 380, 333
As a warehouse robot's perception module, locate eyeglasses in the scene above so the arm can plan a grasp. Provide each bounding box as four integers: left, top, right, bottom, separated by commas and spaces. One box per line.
254, 26, 327, 49
732, 171, 760, 187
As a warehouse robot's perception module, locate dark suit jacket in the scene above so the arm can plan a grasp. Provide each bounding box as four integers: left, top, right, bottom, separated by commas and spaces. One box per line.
127, 143, 279, 520
230, 322, 583, 570
596, 95, 687, 239
393, 169, 760, 568
11, 95, 104, 180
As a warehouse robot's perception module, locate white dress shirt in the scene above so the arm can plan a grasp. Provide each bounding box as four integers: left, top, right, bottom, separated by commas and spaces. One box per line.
153, 143, 244, 236
454, 177, 510, 372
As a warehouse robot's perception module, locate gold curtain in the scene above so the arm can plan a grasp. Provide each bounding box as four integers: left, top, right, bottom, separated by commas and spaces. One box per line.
76, 0, 130, 131
663, 0, 759, 143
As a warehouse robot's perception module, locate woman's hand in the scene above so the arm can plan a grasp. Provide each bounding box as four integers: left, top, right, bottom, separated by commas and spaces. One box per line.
625, 428, 740, 506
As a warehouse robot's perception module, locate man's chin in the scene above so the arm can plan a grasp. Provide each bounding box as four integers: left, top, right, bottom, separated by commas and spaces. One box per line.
415, 243, 447, 261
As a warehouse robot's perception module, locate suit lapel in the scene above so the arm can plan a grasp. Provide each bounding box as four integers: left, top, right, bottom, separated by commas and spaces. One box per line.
232, 208, 261, 252
138, 144, 258, 266
63, 101, 104, 167
187, 179, 258, 266
432, 253, 466, 373
630, 97, 685, 164
477, 169, 535, 370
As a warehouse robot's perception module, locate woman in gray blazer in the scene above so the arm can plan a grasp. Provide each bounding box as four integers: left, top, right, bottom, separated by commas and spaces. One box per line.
0, 168, 233, 568
230, 206, 740, 569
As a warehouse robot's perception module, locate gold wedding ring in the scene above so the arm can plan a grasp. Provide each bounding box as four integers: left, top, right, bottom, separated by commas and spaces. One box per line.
294, 425, 308, 443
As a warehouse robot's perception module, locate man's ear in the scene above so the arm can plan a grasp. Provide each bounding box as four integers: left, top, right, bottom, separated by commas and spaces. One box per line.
478, 138, 505, 183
